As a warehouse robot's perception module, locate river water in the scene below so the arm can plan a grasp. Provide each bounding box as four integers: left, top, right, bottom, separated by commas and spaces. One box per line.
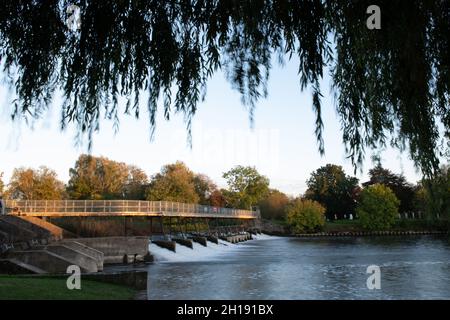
146, 235, 450, 300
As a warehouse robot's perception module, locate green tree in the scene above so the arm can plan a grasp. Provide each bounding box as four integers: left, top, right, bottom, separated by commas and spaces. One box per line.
357, 184, 400, 231
193, 174, 218, 205
67, 154, 130, 200
223, 166, 269, 209
285, 198, 326, 233
146, 161, 199, 203
305, 164, 359, 220
363, 165, 415, 216
412, 185, 428, 219
419, 165, 450, 223
7, 166, 65, 200
258, 189, 290, 220
0, 1, 448, 175
123, 165, 149, 200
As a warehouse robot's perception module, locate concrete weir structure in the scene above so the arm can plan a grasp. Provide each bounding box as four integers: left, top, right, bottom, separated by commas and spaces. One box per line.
72, 237, 150, 264
150, 231, 255, 254
1, 235, 148, 274
0, 199, 261, 274
0, 214, 150, 273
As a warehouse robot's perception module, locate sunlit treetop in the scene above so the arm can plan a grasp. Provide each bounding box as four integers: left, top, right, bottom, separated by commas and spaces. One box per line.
0, 0, 448, 176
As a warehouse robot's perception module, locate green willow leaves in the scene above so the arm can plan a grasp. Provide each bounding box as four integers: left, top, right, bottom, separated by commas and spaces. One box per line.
0, 0, 448, 174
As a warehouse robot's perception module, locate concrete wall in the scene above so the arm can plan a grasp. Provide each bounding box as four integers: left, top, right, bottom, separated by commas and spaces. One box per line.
191, 236, 207, 247
6, 250, 75, 274
0, 217, 37, 242
20, 216, 71, 239
35, 245, 98, 273
220, 233, 251, 243
0, 258, 46, 274
1, 216, 54, 239
59, 240, 104, 270
73, 237, 149, 264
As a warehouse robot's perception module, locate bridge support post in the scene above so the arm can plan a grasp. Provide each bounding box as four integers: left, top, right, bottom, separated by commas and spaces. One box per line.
206, 219, 211, 235
149, 217, 153, 239
168, 217, 172, 237
178, 218, 187, 238
183, 218, 189, 237
77, 217, 82, 237
159, 216, 165, 238
194, 219, 200, 235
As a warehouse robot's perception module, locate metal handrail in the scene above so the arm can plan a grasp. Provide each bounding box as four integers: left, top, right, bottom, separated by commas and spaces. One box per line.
3, 199, 260, 219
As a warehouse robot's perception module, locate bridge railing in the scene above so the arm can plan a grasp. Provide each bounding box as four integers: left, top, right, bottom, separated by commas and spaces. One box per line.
3, 200, 260, 219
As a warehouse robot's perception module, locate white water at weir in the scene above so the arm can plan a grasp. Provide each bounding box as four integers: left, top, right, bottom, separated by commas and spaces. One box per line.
149, 233, 276, 263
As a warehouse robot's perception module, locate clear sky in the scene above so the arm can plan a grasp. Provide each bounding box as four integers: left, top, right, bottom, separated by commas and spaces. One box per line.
0, 56, 425, 196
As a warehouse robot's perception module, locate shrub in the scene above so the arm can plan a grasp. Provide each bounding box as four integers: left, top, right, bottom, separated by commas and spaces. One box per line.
357, 184, 400, 230
285, 198, 326, 233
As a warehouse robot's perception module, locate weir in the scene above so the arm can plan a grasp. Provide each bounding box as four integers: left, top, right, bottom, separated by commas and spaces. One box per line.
0, 199, 261, 274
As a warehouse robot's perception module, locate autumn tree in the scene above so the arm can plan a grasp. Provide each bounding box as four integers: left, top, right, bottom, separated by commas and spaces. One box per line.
0, 1, 447, 176
0, 172, 4, 197
305, 164, 359, 220
223, 166, 269, 209
123, 165, 149, 200
146, 161, 199, 203
7, 166, 65, 200
67, 154, 134, 200
209, 189, 227, 207
258, 189, 290, 220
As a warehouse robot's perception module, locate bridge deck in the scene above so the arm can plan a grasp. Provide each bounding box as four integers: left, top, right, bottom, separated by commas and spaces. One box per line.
3, 200, 259, 219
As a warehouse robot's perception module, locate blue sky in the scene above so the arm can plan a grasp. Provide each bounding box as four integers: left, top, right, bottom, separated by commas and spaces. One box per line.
0, 56, 425, 196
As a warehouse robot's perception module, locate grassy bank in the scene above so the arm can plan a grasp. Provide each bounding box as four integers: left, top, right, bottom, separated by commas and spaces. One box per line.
262, 218, 448, 235
0, 275, 137, 300
324, 219, 448, 233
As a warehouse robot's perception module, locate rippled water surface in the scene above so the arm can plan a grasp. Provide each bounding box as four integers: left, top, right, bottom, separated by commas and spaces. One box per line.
147, 235, 450, 299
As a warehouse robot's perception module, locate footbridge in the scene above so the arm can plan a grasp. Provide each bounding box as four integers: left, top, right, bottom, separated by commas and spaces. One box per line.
0, 200, 261, 274
2, 200, 260, 220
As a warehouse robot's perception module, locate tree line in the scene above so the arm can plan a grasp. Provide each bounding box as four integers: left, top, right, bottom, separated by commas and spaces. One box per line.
289, 163, 449, 232
0, 155, 448, 231
0, 155, 271, 211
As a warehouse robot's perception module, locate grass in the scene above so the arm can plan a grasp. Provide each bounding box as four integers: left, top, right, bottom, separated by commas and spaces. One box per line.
324, 220, 362, 233
0, 275, 137, 300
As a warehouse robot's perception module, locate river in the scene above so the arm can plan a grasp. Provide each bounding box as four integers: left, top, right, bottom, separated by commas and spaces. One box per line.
144, 234, 450, 300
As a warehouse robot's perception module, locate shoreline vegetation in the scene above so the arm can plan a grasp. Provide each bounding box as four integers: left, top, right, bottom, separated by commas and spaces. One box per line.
261, 219, 450, 237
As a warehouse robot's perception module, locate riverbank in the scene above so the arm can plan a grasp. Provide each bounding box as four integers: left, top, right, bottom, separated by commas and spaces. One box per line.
0, 274, 137, 300
261, 218, 449, 236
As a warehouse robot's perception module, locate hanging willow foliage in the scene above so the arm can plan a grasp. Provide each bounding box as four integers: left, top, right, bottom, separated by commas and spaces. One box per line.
0, 0, 448, 175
